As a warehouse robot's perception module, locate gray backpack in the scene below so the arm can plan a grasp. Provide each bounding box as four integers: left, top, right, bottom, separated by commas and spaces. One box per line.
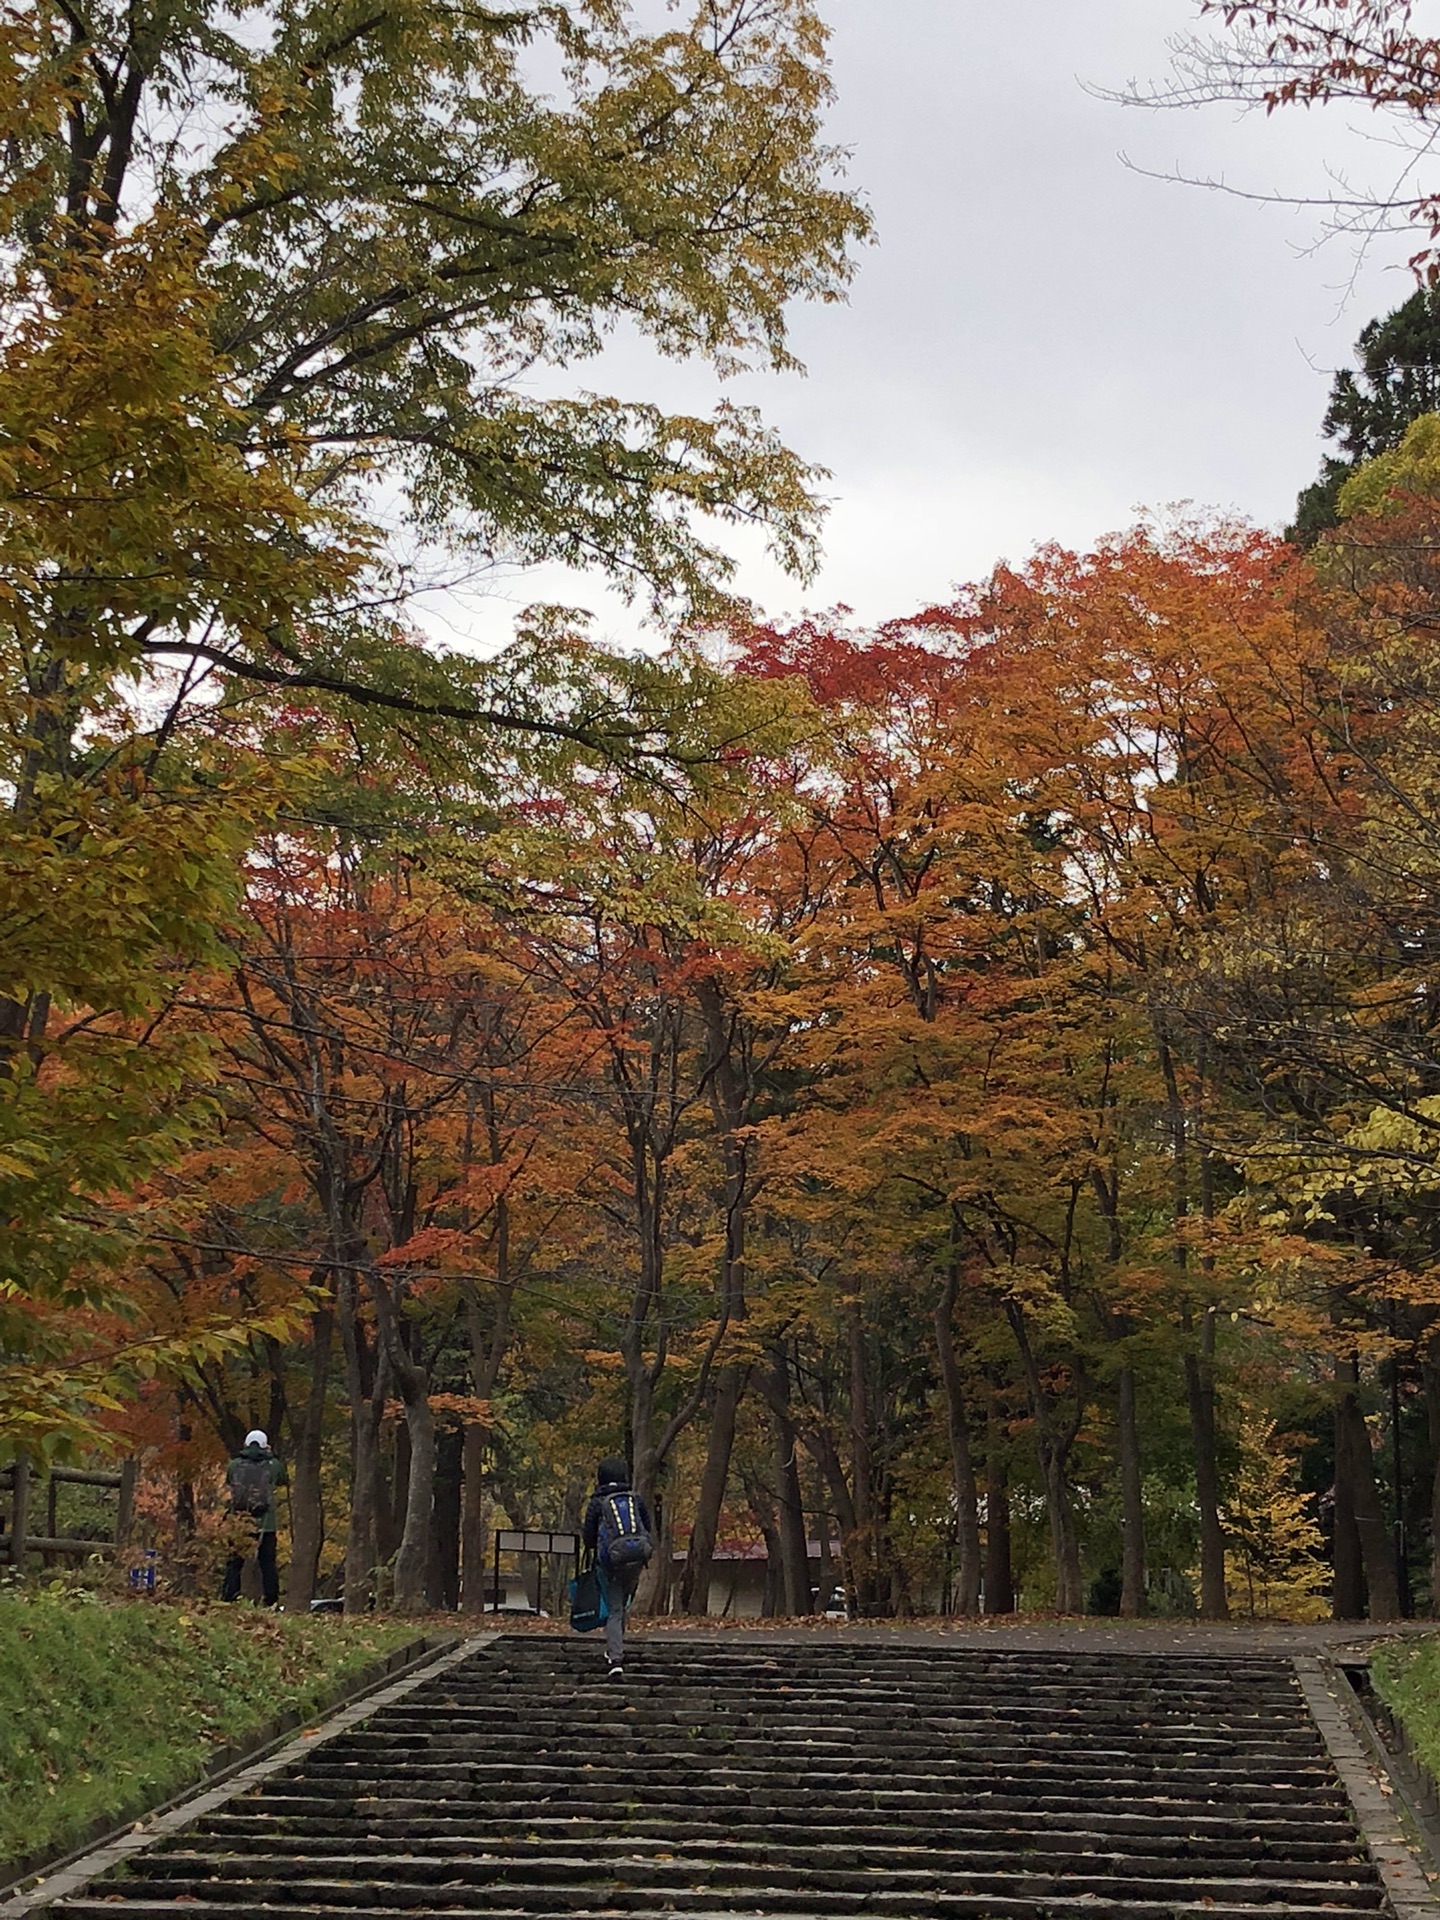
230, 1456, 272, 1519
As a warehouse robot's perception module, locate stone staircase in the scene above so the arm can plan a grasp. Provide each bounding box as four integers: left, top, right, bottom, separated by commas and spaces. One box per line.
51, 1637, 1393, 1919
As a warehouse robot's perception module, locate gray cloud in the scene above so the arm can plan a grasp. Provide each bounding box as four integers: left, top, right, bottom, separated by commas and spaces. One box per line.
422, 0, 1414, 652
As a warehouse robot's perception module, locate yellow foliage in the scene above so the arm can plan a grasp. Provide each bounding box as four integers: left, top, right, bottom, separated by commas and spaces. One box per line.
1222, 1419, 1329, 1621
1339, 413, 1440, 518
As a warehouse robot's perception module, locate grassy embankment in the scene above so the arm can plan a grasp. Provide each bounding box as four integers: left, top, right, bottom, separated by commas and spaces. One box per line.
1368, 1637, 1440, 1778
0, 1592, 427, 1878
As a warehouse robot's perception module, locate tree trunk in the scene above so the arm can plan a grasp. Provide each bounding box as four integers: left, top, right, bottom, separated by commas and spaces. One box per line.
652, 1489, 675, 1613
1088, 1157, 1142, 1617
1336, 1358, 1399, 1621
431, 1425, 462, 1610
984, 1415, 1014, 1614
1005, 1303, 1083, 1613
680, 1362, 747, 1614
627, 1339, 667, 1617
287, 1303, 333, 1613
771, 1386, 811, 1615
345, 1393, 384, 1613
458, 1181, 515, 1608
1333, 1407, 1366, 1621
363, 1262, 435, 1615
460, 1424, 489, 1614
678, 975, 754, 1616
390, 1388, 434, 1613
1425, 1347, 1440, 1619
175, 1475, 196, 1580
340, 1276, 387, 1614
1038, 1440, 1083, 1613
1184, 1316, 1228, 1620
1388, 1350, 1411, 1619
381, 1421, 407, 1572
846, 1295, 884, 1614
935, 1261, 983, 1615
1158, 1032, 1227, 1620
174, 1407, 196, 1566
816, 1486, 836, 1612
621, 1136, 666, 1529
1116, 1363, 1146, 1618
743, 1472, 783, 1618
760, 1533, 780, 1617
800, 1420, 861, 1610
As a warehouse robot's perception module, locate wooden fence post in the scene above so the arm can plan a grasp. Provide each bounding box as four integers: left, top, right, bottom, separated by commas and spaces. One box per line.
117, 1458, 137, 1546
8, 1455, 30, 1572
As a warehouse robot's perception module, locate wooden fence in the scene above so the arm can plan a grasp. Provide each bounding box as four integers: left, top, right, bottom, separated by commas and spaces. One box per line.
0, 1457, 138, 1569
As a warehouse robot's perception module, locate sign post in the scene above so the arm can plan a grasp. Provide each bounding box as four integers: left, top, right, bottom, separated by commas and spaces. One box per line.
490, 1527, 579, 1612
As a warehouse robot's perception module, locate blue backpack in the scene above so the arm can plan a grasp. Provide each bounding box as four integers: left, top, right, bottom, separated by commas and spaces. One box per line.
597, 1491, 652, 1571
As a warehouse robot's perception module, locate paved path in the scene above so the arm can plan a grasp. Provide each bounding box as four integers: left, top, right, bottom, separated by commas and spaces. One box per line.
506, 1613, 1440, 1657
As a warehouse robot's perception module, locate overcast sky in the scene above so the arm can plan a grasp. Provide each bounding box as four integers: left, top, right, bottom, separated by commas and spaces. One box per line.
423, 0, 1417, 654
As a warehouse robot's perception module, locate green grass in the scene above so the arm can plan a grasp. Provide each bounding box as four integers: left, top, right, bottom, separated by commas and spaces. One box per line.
1368, 1635, 1440, 1778
0, 1591, 429, 1876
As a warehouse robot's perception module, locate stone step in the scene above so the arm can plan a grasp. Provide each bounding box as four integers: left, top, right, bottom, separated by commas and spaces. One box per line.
290, 1754, 1340, 1786
445, 1687, 1309, 1710
459, 1651, 1292, 1673
227, 1788, 1354, 1826
357, 1728, 1324, 1757
464, 1668, 1300, 1681
194, 1812, 1367, 1853
47, 1640, 1393, 1920
447, 1673, 1303, 1695
93, 1881, 1390, 1912
436, 1675, 1303, 1699
53, 1896, 1386, 1920
417, 1699, 1315, 1728
245, 1769, 1350, 1807
97, 1867, 1383, 1908
139, 1842, 1375, 1883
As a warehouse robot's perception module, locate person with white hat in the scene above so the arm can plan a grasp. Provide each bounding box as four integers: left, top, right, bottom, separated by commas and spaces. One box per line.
222, 1429, 287, 1606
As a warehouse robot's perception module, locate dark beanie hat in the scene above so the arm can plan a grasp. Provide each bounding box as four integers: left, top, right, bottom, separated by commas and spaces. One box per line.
597, 1455, 630, 1489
